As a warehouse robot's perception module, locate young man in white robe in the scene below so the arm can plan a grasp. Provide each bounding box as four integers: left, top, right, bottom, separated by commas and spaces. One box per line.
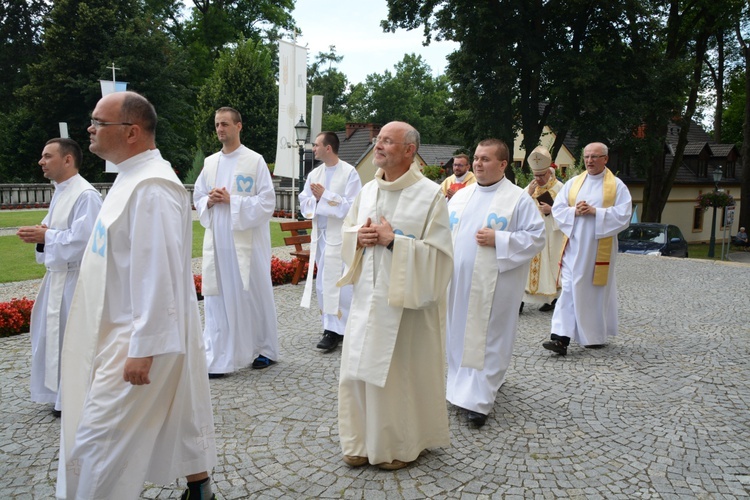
543, 142, 632, 356
17, 138, 101, 416
336, 121, 453, 470
440, 153, 476, 200
446, 138, 545, 428
58, 92, 216, 499
522, 146, 564, 312
193, 107, 279, 375
299, 131, 361, 352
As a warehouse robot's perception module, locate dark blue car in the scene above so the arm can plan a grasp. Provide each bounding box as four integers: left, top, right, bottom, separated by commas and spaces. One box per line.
618, 223, 689, 258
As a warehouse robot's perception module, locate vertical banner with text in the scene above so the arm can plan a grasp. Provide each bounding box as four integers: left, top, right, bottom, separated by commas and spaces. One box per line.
274, 40, 308, 178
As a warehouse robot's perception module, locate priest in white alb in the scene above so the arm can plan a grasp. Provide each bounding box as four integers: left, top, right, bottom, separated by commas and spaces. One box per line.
17, 138, 101, 416
336, 121, 453, 471
522, 146, 564, 312
446, 138, 545, 428
299, 131, 361, 352
58, 92, 216, 499
543, 142, 632, 356
194, 106, 279, 374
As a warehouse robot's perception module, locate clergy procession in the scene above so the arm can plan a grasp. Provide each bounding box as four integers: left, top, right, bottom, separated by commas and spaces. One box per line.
15, 91, 643, 498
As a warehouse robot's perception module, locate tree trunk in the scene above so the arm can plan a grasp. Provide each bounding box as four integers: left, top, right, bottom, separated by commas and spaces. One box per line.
737, 22, 750, 232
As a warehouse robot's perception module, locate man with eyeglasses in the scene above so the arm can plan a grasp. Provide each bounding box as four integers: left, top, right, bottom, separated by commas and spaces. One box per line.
336, 121, 453, 470
445, 138, 545, 428
17, 138, 101, 418
440, 153, 476, 200
193, 107, 279, 375
521, 146, 564, 313
58, 91, 217, 499
542, 142, 632, 356
299, 131, 361, 352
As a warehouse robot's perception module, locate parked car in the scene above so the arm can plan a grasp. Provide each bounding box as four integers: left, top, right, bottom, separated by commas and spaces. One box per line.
617, 223, 688, 258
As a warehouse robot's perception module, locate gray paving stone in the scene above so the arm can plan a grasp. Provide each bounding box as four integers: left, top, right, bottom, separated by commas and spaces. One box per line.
2, 254, 750, 498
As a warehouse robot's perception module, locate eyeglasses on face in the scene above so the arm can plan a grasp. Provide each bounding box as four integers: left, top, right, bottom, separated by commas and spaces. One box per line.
90, 118, 133, 128
583, 154, 606, 160
372, 136, 409, 147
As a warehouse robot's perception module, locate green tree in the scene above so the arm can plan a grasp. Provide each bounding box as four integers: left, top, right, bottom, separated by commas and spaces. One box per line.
0, 0, 49, 113
722, 67, 746, 147
346, 54, 454, 144
181, 0, 296, 86
194, 38, 278, 162
2, 0, 195, 182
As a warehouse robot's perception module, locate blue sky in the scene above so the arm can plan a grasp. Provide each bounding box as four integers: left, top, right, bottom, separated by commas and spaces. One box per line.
291, 0, 458, 84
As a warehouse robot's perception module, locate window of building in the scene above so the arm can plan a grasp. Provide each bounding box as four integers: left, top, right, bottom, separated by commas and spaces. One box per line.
697, 159, 707, 177
725, 161, 735, 178
692, 206, 704, 232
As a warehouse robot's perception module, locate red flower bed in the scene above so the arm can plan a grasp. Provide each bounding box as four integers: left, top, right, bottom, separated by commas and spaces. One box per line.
0, 298, 34, 337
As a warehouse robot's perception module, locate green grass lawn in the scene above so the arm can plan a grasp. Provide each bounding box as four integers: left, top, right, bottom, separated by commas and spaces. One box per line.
0, 210, 48, 228
1, 219, 288, 284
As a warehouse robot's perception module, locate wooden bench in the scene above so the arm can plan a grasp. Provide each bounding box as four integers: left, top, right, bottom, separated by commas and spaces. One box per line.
279, 220, 312, 285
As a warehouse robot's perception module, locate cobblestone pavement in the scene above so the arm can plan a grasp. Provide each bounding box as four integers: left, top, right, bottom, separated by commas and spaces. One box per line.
2, 254, 749, 499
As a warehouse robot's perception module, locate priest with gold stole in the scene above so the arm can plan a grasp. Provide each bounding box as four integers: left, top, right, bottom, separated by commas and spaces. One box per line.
542, 142, 632, 357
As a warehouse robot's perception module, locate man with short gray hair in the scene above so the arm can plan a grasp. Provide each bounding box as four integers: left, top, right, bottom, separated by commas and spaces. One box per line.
543, 142, 632, 356
337, 121, 453, 470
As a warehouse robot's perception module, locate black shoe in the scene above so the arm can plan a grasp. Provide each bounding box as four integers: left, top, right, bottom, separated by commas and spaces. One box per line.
252, 355, 277, 369
519, 301, 524, 314
467, 410, 488, 428
316, 330, 343, 351
208, 373, 225, 379
584, 344, 606, 349
51, 409, 61, 418
538, 303, 553, 312
542, 339, 568, 356
181, 490, 215, 500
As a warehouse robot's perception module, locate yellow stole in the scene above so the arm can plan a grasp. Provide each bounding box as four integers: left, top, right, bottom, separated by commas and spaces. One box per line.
559, 168, 617, 286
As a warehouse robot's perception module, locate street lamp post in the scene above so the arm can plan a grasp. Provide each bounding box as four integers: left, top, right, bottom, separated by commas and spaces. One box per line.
293, 115, 308, 219
707, 166, 723, 258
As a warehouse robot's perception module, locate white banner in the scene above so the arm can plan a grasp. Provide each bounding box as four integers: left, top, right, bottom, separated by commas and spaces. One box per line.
99, 80, 128, 173
274, 40, 308, 178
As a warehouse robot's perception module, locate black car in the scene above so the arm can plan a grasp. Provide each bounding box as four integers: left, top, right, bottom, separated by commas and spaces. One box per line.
617, 223, 689, 258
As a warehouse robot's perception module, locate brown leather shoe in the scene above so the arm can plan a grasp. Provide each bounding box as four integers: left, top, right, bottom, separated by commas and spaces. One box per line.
377, 459, 411, 471
342, 455, 368, 467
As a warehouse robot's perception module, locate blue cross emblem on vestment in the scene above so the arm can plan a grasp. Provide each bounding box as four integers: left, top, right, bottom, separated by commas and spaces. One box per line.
91, 219, 106, 257
449, 211, 459, 230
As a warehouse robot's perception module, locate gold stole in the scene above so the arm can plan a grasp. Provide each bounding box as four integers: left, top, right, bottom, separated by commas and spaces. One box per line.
559, 168, 617, 286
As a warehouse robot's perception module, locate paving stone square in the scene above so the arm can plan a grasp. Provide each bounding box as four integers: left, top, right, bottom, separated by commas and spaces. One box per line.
1, 253, 749, 498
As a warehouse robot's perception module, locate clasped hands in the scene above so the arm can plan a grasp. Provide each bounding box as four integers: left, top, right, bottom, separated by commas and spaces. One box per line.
207, 187, 230, 208
310, 182, 325, 201
16, 224, 48, 244
357, 217, 394, 249
575, 200, 596, 216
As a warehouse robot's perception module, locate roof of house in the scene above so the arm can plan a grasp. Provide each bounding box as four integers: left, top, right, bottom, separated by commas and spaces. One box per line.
418, 144, 463, 166
336, 128, 374, 166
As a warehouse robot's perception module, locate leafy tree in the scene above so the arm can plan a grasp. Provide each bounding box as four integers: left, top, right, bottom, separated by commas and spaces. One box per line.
308, 46, 349, 118
7, 0, 195, 182
0, 0, 49, 113
194, 38, 278, 162
181, 0, 296, 86
722, 67, 746, 147
346, 54, 454, 144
